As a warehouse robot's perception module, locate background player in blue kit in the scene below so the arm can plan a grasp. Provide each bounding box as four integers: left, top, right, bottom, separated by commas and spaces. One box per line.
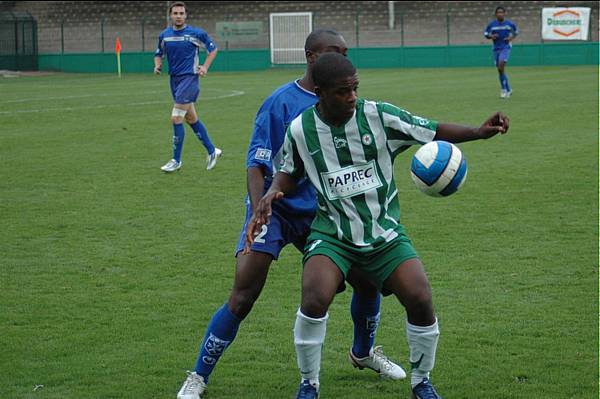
177, 30, 405, 399
484, 6, 518, 98
154, 1, 221, 172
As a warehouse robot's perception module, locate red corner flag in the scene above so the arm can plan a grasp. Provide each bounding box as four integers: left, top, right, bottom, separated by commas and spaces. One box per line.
115, 37, 122, 55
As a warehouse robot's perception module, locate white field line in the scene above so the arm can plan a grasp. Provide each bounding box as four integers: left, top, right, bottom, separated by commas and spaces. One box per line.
0, 90, 245, 115
0, 91, 163, 104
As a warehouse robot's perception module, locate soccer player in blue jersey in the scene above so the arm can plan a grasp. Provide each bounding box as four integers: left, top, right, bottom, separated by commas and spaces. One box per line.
484, 6, 518, 98
177, 30, 405, 399
154, 1, 221, 172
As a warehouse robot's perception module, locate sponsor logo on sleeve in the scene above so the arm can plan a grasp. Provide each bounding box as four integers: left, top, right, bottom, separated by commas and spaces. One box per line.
320, 160, 383, 201
255, 148, 272, 161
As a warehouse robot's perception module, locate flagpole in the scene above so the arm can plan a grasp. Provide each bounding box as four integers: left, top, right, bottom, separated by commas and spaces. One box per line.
115, 37, 122, 78
117, 52, 122, 78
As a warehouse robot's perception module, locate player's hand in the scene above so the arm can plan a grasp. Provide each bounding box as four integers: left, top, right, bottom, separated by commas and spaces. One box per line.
198, 65, 208, 77
243, 191, 284, 254
153, 66, 161, 75
491, 33, 499, 40
477, 112, 510, 139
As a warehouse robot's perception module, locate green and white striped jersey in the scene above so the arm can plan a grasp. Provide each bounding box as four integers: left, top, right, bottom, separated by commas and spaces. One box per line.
280, 99, 438, 248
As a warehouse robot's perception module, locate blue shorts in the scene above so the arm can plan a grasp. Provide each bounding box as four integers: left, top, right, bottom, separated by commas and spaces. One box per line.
234, 200, 314, 260
170, 74, 200, 104
494, 48, 511, 66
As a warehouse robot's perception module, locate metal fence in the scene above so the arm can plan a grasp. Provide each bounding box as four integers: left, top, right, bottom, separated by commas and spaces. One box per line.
4, 1, 600, 55
0, 11, 37, 70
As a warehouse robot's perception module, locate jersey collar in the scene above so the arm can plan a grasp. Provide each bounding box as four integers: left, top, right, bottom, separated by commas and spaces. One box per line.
294, 80, 317, 97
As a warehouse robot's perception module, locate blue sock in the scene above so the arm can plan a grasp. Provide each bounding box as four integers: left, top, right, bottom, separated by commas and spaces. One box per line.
504, 73, 511, 92
194, 304, 241, 382
172, 123, 185, 162
499, 72, 509, 91
351, 292, 381, 358
189, 120, 215, 155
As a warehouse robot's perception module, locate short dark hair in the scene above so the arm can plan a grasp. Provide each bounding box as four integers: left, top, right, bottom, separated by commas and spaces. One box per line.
169, 1, 186, 13
312, 52, 356, 89
305, 29, 342, 52
495, 6, 505, 13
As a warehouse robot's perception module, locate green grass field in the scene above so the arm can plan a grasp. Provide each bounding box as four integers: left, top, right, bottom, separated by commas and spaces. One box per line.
1, 65, 598, 399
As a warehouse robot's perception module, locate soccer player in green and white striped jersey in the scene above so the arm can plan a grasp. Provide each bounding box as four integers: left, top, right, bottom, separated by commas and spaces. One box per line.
247, 53, 510, 399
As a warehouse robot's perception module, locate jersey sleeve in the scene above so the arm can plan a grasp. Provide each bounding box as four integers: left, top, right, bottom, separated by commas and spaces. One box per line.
246, 109, 277, 174
510, 21, 519, 36
196, 29, 217, 53
377, 102, 438, 156
279, 127, 305, 180
154, 32, 165, 57
484, 22, 493, 38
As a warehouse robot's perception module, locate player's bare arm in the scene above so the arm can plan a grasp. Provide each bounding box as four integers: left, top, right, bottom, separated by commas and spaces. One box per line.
435, 112, 510, 143
198, 48, 218, 77
153, 56, 162, 74
246, 166, 267, 212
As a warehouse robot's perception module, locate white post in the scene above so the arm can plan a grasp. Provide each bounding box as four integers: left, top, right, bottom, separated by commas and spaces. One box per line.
388, 1, 395, 30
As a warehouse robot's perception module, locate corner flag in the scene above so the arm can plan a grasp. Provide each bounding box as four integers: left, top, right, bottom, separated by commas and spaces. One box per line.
115, 38, 122, 77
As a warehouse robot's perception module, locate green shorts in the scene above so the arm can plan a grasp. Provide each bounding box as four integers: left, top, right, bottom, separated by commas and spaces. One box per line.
302, 232, 419, 294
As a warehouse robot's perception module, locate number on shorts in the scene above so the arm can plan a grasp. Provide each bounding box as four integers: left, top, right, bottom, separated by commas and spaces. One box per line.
254, 225, 268, 244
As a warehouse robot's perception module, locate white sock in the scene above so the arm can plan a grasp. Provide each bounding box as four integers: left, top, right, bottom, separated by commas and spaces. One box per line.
406, 318, 440, 388
294, 309, 328, 385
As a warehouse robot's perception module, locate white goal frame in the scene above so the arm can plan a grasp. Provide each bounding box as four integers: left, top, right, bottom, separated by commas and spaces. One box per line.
269, 12, 313, 64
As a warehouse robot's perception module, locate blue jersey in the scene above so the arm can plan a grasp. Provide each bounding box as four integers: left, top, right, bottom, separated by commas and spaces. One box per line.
484, 19, 518, 51
155, 25, 217, 76
246, 80, 318, 215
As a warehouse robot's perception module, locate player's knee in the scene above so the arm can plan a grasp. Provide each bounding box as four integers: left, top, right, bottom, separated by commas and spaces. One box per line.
184, 113, 197, 124
171, 115, 184, 124
404, 285, 433, 315
301, 293, 330, 319
171, 107, 187, 124
228, 290, 259, 319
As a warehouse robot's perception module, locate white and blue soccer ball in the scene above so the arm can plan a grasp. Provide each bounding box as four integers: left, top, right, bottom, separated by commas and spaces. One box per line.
410, 141, 467, 197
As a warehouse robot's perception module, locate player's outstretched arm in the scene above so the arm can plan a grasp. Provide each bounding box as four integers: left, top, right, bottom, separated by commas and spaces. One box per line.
435, 112, 510, 143
244, 172, 298, 253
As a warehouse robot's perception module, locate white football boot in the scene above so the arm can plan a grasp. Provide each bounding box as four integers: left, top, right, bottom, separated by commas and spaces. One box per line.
500, 89, 507, 99
206, 148, 222, 170
161, 159, 182, 172
177, 371, 207, 399
348, 345, 407, 380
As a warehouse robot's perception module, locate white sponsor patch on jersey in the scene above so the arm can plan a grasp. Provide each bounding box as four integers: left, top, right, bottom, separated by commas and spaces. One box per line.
254, 148, 272, 161
320, 160, 383, 201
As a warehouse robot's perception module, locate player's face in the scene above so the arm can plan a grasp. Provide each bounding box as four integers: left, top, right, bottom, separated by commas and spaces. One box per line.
170, 6, 187, 28
307, 36, 349, 63
318, 74, 359, 123
318, 40, 349, 58
495, 9, 505, 21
